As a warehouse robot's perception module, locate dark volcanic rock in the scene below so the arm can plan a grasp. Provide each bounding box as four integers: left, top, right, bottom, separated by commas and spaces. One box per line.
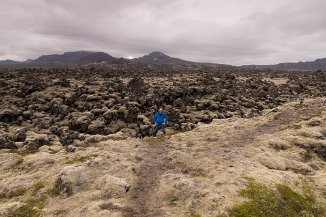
0, 136, 17, 149
24, 136, 49, 150
0, 109, 21, 123
13, 128, 27, 142
0, 64, 325, 139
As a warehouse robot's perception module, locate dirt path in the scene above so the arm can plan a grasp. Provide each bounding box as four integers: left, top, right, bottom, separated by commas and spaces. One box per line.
220, 101, 323, 148
125, 99, 324, 217
127, 140, 171, 217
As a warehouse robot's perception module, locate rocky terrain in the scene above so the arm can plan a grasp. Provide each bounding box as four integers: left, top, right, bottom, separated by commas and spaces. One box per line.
0, 65, 326, 216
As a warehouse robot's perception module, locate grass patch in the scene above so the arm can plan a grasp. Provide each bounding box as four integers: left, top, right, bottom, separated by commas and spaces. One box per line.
167, 128, 180, 136
64, 155, 89, 164
31, 181, 45, 195
9, 149, 38, 156
52, 209, 68, 215
169, 195, 179, 206
143, 135, 167, 145
291, 123, 302, 130
190, 213, 201, 217
8, 188, 27, 198
229, 179, 325, 217
7, 195, 46, 217
0, 188, 26, 203
7, 204, 42, 217
143, 128, 179, 145
10, 158, 24, 170
186, 140, 196, 147
0, 188, 27, 200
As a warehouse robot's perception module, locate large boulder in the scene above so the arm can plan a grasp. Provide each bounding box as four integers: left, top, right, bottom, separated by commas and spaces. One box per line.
0, 108, 21, 123
59, 130, 79, 146
23, 133, 49, 150
88, 117, 106, 134
0, 136, 17, 149
13, 128, 27, 142
69, 112, 94, 132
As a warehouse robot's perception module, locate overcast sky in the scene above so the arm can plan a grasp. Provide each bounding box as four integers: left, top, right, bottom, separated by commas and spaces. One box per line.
1, 0, 326, 65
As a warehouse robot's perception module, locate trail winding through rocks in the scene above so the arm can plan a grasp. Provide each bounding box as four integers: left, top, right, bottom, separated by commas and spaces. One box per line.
128, 140, 171, 217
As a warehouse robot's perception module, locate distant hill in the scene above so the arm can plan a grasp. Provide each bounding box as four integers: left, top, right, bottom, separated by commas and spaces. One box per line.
1, 50, 325, 70
0, 59, 21, 65
243, 58, 326, 70
31, 51, 126, 65
133, 52, 192, 64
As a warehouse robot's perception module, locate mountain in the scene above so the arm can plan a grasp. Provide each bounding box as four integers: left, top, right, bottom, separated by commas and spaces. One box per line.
23, 59, 33, 63
1, 50, 325, 70
243, 58, 326, 70
31, 51, 125, 65
0, 59, 21, 65
133, 52, 192, 64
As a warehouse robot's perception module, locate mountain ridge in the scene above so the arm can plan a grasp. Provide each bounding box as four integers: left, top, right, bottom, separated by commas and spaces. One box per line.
132, 51, 192, 65
0, 50, 326, 70
242, 57, 326, 70
31, 51, 121, 65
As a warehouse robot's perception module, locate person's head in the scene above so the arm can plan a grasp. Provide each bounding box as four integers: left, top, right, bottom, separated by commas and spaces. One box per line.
159, 107, 164, 114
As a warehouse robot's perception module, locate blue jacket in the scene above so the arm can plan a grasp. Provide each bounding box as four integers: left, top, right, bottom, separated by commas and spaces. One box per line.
154, 111, 168, 125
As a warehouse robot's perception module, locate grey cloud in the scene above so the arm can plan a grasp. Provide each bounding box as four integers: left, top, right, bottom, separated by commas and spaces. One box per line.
1, 0, 325, 65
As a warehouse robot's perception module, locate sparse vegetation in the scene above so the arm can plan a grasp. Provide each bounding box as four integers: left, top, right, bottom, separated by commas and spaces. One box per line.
143, 134, 168, 145
64, 155, 89, 164
190, 212, 202, 217
31, 181, 45, 195
9, 149, 39, 156
10, 158, 24, 170
52, 209, 68, 215
7, 196, 46, 217
0, 188, 27, 200
7, 204, 42, 217
229, 179, 325, 217
0, 64, 325, 217
169, 195, 179, 206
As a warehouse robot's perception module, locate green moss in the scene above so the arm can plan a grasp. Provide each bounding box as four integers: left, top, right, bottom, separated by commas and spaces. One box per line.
229, 179, 326, 217
31, 181, 45, 195
190, 212, 201, 217
186, 140, 196, 147
64, 156, 88, 164
9, 149, 38, 156
8, 158, 24, 171
52, 209, 68, 215
6, 188, 27, 199
167, 128, 180, 136
169, 195, 179, 206
143, 136, 166, 145
0, 193, 6, 202
0, 189, 25, 202
7, 204, 42, 217
6, 194, 46, 217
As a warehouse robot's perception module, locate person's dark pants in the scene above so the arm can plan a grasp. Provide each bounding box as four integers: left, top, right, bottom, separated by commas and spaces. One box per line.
153, 123, 166, 136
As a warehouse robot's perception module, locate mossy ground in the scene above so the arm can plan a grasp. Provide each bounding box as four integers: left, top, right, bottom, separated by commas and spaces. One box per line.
6, 196, 46, 217
143, 128, 179, 145
190, 213, 202, 217
168, 195, 179, 206
229, 178, 326, 217
64, 155, 89, 164
0, 188, 27, 201
8, 149, 39, 156
3, 180, 47, 217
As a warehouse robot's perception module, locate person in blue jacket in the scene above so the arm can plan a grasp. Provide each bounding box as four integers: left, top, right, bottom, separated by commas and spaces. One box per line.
153, 107, 168, 136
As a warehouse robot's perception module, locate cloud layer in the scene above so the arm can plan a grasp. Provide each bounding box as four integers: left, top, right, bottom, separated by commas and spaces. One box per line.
1, 0, 326, 65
